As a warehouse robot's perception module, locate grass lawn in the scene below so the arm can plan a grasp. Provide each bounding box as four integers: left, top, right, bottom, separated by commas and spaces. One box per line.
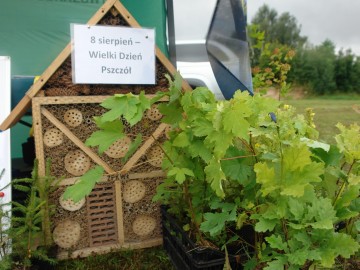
284, 97, 360, 143
55, 246, 174, 270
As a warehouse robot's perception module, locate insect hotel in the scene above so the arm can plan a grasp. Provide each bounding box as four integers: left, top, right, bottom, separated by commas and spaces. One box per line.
1, 0, 190, 259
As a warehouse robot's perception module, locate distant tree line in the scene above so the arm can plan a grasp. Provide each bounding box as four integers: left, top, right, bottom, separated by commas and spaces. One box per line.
249, 4, 360, 94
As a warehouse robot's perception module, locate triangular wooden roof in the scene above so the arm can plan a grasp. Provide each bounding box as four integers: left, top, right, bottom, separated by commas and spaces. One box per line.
0, 0, 191, 131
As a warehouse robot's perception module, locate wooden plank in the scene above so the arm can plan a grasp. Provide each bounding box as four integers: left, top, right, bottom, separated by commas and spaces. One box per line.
0, 0, 191, 132
28, 0, 116, 99
32, 98, 46, 176
87, 181, 118, 247
32, 94, 163, 106
86, 0, 118, 26
34, 96, 110, 105
155, 47, 192, 92
113, 0, 141, 28
56, 238, 163, 260
41, 108, 115, 174
128, 170, 166, 180
122, 238, 163, 250
0, 0, 117, 130
115, 181, 125, 245
26, 0, 164, 100
0, 95, 31, 131
26, 44, 72, 99
113, 0, 192, 92
120, 123, 167, 174
55, 175, 108, 186
56, 170, 165, 187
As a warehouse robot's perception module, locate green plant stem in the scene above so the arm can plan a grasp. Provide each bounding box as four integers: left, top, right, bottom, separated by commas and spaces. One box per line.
25, 195, 35, 270
227, 227, 256, 250
241, 138, 258, 163
281, 219, 289, 243
254, 232, 263, 263
220, 154, 257, 161
247, 136, 263, 262
345, 218, 355, 235
333, 160, 356, 205
336, 162, 347, 186
42, 200, 52, 247
151, 134, 204, 244
26, 227, 32, 270
275, 125, 285, 183
281, 219, 291, 270
183, 180, 203, 243
151, 135, 174, 165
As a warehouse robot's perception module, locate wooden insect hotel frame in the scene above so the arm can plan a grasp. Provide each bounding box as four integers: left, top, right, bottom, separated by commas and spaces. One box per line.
1, 0, 191, 259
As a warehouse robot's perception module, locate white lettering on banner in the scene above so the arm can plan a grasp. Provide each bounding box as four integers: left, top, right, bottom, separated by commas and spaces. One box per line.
71, 24, 155, 84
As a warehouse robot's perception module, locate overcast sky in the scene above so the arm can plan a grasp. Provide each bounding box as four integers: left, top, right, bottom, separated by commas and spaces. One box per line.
247, 0, 360, 55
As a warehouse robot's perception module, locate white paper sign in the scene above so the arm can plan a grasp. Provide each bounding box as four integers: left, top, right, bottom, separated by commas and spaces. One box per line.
71, 24, 155, 84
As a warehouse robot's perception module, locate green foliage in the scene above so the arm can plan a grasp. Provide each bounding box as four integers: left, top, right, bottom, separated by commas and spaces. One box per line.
334, 49, 360, 93
100, 91, 150, 125
302, 40, 337, 95
64, 89, 154, 203
200, 202, 237, 237
85, 117, 125, 154
335, 123, 360, 163
62, 73, 188, 207
250, 4, 307, 49
221, 147, 252, 183
61, 71, 359, 269
167, 167, 194, 184
248, 25, 295, 99
0, 169, 11, 267
10, 160, 59, 269
122, 133, 142, 162
255, 144, 324, 197
149, 76, 359, 269
63, 165, 104, 203
85, 90, 151, 155
38, 160, 62, 247
250, 5, 360, 95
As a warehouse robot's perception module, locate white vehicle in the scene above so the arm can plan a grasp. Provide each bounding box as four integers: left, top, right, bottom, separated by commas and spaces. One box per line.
171, 0, 252, 99
172, 0, 221, 95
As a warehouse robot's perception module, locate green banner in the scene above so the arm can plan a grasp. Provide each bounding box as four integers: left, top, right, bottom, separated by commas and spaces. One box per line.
0, 0, 167, 75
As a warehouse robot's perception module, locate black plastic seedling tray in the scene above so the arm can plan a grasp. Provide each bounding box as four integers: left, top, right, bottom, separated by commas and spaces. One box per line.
161, 207, 243, 270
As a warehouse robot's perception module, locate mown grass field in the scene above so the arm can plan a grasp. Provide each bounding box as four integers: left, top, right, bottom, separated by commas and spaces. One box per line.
55, 246, 173, 270
284, 95, 360, 143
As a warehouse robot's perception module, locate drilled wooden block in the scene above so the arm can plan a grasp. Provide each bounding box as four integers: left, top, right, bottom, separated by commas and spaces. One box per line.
87, 183, 118, 247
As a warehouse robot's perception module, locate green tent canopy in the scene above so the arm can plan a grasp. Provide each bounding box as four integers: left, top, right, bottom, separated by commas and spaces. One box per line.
0, 0, 168, 76
0, 0, 169, 160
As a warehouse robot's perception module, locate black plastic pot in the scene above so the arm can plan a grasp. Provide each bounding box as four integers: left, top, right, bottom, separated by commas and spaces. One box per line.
161, 207, 243, 270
